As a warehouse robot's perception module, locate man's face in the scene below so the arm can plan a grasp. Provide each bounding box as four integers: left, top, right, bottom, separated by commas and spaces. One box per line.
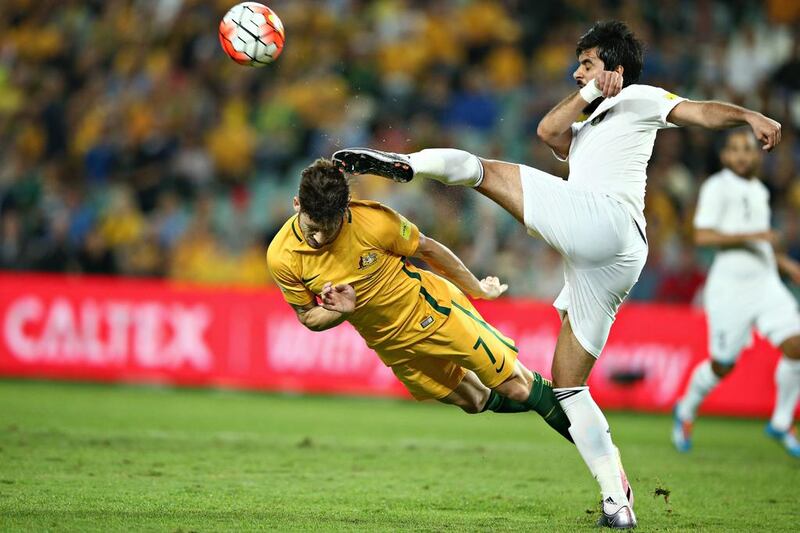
721, 133, 760, 178
573, 47, 606, 87
297, 210, 344, 249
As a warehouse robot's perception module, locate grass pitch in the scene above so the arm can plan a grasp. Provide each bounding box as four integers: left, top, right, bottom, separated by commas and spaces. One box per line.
0, 381, 798, 531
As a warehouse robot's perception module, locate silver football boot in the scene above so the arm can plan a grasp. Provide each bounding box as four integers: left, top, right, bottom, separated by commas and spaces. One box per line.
597, 496, 637, 529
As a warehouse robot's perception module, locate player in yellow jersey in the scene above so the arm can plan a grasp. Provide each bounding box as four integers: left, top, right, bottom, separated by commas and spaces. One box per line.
267, 159, 572, 440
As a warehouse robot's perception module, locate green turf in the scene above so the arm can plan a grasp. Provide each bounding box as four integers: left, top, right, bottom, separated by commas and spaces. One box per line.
0, 381, 798, 531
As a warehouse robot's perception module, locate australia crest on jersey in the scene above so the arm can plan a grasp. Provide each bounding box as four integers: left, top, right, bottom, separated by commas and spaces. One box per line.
358, 252, 378, 270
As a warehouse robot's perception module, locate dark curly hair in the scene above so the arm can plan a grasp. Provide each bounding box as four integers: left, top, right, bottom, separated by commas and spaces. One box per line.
298, 158, 349, 224
576, 21, 644, 87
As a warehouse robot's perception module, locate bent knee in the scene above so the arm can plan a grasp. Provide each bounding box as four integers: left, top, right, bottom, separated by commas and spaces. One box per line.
780, 336, 800, 359
442, 394, 483, 414
494, 379, 529, 403
457, 399, 482, 414
711, 360, 735, 378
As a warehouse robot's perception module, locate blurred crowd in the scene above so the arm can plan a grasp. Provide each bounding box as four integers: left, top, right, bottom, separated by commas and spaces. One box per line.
1, 0, 799, 303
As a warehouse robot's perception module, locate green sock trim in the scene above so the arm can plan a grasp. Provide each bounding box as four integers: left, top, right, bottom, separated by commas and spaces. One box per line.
526, 373, 545, 408
481, 390, 503, 413
482, 390, 530, 413
527, 373, 574, 443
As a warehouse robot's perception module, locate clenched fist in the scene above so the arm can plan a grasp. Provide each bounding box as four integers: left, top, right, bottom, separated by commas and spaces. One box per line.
320, 282, 356, 314
747, 113, 782, 152
594, 70, 624, 99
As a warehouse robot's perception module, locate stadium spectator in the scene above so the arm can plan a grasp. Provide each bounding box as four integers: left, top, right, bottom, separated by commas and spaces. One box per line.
0, 0, 797, 305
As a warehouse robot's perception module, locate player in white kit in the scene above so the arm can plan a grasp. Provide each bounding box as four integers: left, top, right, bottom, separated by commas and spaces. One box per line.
333, 21, 782, 528
672, 130, 800, 457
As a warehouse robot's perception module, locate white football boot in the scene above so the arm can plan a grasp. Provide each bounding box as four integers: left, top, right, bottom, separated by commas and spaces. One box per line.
597, 497, 637, 529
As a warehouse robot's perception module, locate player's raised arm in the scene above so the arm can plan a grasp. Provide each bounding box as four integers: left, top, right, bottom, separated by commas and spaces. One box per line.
536, 91, 584, 159
537, 28, 628, 159
412, 233, 507, 300
537, 71, 623, 159
667, 101, 782, 151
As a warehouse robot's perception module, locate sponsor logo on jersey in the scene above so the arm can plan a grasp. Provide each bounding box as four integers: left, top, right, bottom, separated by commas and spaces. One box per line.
664, 92, 678, 100
399, 218, 412, 240
420, 315, 434, 329
358, 252, 378, 270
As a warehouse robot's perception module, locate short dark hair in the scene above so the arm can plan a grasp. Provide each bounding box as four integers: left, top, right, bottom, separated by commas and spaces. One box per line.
298, 158, 349, 223
576, 21, 643, 87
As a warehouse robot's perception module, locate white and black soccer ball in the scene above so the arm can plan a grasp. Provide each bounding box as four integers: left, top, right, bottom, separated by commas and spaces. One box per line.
218, 2, 285, 66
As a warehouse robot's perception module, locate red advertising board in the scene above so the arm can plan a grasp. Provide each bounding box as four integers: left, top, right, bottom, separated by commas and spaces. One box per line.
0, 273, 789, 417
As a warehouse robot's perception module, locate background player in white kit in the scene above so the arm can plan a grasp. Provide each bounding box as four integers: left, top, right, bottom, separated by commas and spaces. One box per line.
672, 130, 800, 457
333, 21, 782, 529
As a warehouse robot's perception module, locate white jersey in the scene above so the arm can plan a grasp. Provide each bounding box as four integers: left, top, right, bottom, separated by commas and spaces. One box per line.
561, 84, 686, 231
694, 169, 799, 361
694, 168, 777, 282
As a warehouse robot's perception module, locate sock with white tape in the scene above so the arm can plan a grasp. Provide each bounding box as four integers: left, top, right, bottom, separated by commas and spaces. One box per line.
556, 386, 628, 505
408, 149, 484, 187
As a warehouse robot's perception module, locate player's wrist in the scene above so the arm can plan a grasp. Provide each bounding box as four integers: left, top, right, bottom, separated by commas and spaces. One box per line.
467, 284, 486, 299
743, 109, 764, 126
579, 79, 603, 103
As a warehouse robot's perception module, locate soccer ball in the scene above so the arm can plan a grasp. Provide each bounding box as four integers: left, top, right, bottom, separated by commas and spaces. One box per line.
218, 2, 285, 66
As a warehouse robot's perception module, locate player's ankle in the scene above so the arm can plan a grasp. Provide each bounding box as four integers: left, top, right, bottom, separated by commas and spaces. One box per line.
409, 149, 483, 187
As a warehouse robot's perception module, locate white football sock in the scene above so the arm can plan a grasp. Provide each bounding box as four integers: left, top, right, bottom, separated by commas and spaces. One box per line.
676, 360, 720, 422
770, 357, 800, 432
408, 149, 484, 187
556, 386, 628, 505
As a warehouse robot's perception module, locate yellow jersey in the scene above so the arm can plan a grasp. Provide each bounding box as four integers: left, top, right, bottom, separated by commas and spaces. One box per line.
266, 200, 456, 361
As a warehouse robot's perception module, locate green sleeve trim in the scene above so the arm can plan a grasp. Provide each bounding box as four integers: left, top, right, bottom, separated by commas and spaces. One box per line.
451, 300, 519, 353
400, 261, 451, 316
401, 263, 421, 281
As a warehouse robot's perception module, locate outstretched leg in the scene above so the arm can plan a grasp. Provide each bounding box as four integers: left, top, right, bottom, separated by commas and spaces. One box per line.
333, 148, 526, 224
475, 159, 525, 225
439, 364, 573, 443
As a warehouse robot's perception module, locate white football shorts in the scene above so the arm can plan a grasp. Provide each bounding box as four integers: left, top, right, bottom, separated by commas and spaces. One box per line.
519, 164, 648, 357
704, 275, 800, 365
